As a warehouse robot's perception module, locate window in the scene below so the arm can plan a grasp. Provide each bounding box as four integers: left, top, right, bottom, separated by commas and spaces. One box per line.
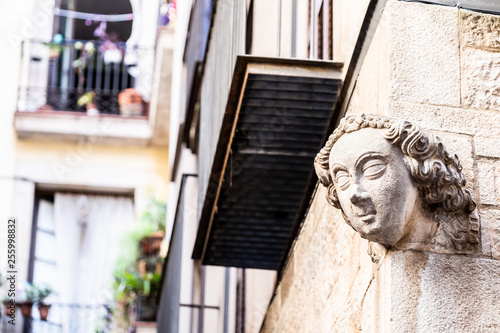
28, 191, 134, 329
310, 0, 333, 60
235, 269, 246, 333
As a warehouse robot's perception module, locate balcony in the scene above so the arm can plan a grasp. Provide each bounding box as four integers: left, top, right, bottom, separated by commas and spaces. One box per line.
17, 39, 151, 115
193, 56, 343, 270
14, 36, 173, 146
1, 303, 110, 333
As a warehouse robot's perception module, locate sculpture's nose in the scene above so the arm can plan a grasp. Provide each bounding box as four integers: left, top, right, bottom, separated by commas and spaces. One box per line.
349, 183, 370, 205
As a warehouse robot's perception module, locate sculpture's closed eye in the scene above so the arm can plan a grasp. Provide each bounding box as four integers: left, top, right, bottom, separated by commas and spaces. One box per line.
362, 159, 387, 179
335, 170, 351, 190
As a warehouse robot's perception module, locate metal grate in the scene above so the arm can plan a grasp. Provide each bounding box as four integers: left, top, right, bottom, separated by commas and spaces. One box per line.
193, 56, 342, 270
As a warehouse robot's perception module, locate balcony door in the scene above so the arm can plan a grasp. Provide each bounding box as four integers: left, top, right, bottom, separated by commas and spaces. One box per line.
29, 192, 134, 332
47, 0, 136, 114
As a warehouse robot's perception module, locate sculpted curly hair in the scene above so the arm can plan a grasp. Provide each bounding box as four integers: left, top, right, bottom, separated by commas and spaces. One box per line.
314, 114, 478, 252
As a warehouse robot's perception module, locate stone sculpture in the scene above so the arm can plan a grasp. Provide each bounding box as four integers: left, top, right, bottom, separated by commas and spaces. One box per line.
314, 114, 479, 254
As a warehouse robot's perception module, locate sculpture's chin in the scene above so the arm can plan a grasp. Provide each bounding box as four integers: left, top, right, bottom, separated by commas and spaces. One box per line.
355, 223, 390, 244
356, 222, 405, 247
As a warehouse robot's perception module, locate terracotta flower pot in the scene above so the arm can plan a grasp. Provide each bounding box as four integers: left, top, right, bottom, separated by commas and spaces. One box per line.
118, 88, 144, 116
140, 236, 163, 256
3, 301, 16, 317
38, 303, 51, 321
18, 302, 33, 318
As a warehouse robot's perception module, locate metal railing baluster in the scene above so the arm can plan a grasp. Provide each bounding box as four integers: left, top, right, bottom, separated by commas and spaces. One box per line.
16, 40, 152, 117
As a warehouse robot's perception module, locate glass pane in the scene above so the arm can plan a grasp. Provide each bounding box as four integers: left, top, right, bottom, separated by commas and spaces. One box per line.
35, 230, 56, 263
37, 199, 55, 231
33, 260, 57, 291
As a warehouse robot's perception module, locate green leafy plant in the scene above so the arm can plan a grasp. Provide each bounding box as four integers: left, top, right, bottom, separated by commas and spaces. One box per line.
23, 283, 53, 304
77, 91, 95, 107
24, 283, 38, 303
109, 196, 166, 328
139, 197, 167, 231
43, 42, 64, 59
113, 270, 162, 301
113, 197, 167, 274
35, 285, 53, 305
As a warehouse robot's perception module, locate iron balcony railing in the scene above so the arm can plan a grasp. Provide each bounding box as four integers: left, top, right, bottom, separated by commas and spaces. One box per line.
16, 39, 154, 116
1, 303, 111, 333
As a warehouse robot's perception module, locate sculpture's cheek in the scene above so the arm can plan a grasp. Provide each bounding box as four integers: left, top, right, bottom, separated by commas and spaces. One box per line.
339, 160, 418, 245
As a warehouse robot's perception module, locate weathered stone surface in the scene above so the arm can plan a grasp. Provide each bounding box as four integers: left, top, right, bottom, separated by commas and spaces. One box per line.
292, 186, 326, 269
496, 160, 500, 202
261, 183, 375, 333
387, 1, 460, 106
463, 47, 500, 110
388, 100, 500, 137
461, 10, 500, 50
481, 209, 500, 259
475, 135, 500, 159
329, 242, 374, 333
349, 11, 390, 116
279, 254, 295, 306
391, 251, 500, 332
390, 251, 428, 333
480, 209, 500, 259
478, 160, 498, 206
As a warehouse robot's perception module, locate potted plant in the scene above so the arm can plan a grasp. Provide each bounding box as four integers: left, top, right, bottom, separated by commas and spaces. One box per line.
118, 88, 143, 116
113, 269, 162, 322
110, 197, 166, 328
35, 285, 53, 321
17, 301, 32, 319
139, 231, 164, 257
133, 272, 162, 321
138, 198, 167, 257
17, 282, 36, 318
77, 91, 99, 116
2, 297, 15, 317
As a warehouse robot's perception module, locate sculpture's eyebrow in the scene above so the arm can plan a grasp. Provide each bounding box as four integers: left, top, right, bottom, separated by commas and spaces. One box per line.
354, 152, 387, 169
330, 163, 348, 175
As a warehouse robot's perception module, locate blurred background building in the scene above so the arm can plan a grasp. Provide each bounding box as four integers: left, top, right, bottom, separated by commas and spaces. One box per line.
0, 0, 174, 331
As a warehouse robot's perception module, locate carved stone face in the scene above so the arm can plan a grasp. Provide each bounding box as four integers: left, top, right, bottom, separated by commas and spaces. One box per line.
329, 128, 419, 246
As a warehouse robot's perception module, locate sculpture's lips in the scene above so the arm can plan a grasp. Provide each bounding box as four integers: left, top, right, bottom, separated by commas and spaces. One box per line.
359, 214, 376, 224
354, 208, 376, 223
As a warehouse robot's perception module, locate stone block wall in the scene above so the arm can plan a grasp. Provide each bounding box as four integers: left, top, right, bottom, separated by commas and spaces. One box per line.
262, 186, 375, 332
384, 1, 500, 260
261, 1, 500, 332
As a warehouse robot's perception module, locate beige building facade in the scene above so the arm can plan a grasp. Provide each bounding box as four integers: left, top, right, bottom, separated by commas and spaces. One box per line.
261, 1, 500, 332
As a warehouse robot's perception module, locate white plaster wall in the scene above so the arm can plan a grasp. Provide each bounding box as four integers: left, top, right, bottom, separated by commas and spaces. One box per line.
165, 0, 194, 235
245, 269, 277, 333
252, 0, 281, 57
0, 0, 39, 279
167, 0, 193, 167
178, 176, 198, 333
333, 0, 371, 64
